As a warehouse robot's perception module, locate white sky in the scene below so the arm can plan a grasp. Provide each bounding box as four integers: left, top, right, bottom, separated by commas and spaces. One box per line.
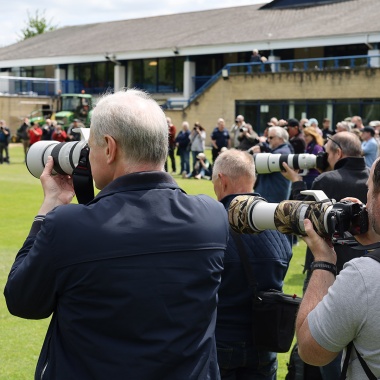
1, 0, 270, 47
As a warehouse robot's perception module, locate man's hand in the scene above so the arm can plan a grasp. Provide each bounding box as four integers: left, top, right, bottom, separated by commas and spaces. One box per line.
302, 219, 337, 264
38, 156, 75, 215
281, 162, 303, 182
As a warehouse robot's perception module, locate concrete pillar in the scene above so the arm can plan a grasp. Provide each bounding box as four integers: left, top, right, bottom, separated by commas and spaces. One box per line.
0, 71, 12, 93
54, 66, 66, 94
268, 55, 281, 73
183, 60, 195, 99
114, 65, 126, 92
127, 62, 133, 88
368, 49, 380, 68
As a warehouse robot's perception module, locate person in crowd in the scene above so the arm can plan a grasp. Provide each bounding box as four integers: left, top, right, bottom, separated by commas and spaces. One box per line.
189, 122, 206, 169
299, 118, 309, 130
165, 117, 177, 173
4, 89, 229, 380
287, 118, 306, 154
211, 118, 231, 163
321, 118, 334, 141
185, 152, 212, 179
212, 149, 292, 380
230, 115, 246, 148
361, 126, 379, 168
175, 121, 191, 176
335, 121, 351, 133
236, 123, 259, 151
17, 117, 31, 160
267, 117, 279, 127
251, 126, 291, 202
302, 127, 325, 189
0, 119, 11, 164
41, 119, 54, 140
282, 131, 370, 379
52, 125, 68, 142
306, 118, 323, 136
67, 118, 84, 141
247, 49, 262, 73
296, 157, 380, 379
351, 115, 365, 130
28, 121, 43, 146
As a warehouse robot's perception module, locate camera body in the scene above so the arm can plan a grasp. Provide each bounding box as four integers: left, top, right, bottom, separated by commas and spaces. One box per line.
240, 127, 248, 132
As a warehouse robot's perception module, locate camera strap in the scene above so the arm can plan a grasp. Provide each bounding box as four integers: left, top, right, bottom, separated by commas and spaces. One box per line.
72, 144, 95, 204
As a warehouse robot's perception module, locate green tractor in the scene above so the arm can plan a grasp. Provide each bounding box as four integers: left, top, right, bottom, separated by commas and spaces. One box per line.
54, 93, 93, 130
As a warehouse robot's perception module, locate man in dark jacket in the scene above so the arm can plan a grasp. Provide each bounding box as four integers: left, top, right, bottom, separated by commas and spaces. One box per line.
287, 118, 306, 154
282, 131, 369, 380
212, 149, 292, 380
4, 89, 229, 380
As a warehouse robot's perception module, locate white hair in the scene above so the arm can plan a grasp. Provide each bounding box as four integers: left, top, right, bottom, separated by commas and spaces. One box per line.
268, 126, 289, 142
91, 89, 168, 165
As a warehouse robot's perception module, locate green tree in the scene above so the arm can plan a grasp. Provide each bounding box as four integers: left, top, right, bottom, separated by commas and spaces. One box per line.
19, 10, 58, 40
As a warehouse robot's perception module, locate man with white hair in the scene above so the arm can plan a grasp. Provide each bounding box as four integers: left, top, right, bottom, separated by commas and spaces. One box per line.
5, 89, 229, 380
251, 126, 292, 202
212, 149, 292, 380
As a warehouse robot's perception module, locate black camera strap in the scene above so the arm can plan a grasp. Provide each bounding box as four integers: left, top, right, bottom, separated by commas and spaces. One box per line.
72, 144, 95, 204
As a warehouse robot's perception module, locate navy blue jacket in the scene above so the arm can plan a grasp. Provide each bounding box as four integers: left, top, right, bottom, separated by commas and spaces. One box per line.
5, 171, 229, 380
216, 194, 292, 342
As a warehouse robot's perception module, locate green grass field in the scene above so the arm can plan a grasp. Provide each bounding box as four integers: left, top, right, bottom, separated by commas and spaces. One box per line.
0, 145, 306, 379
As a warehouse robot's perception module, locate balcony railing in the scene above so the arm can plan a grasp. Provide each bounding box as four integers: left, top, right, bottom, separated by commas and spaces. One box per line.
166, 54, 380, 109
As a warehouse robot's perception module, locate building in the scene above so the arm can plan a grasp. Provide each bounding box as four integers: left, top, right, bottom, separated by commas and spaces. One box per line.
0, 0, 379, 136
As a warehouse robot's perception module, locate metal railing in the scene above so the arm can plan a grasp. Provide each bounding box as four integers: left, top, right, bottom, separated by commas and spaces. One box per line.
166, 54, 380, 109
0, 76, 58, 96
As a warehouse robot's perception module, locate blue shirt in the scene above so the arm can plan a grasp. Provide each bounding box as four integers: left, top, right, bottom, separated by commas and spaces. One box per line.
211, 127, 230, 149
362, 137, 378, 168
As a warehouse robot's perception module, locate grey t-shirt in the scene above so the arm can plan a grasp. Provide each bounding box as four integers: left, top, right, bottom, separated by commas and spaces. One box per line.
308, 256, 380, 379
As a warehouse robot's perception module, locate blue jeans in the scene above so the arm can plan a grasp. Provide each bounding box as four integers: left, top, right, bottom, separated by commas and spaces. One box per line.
179, 149, 190, 173
217, 341, 277, 380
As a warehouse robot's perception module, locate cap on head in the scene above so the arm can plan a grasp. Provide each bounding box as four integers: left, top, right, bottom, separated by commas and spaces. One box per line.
363, 126, 375, 136
287, 118, 299, 127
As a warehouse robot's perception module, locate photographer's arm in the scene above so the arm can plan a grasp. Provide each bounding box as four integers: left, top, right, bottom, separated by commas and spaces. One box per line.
38, 156, 75, 216
296, 219, 338, 366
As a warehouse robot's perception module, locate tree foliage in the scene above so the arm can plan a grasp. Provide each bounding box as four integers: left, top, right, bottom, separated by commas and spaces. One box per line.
19, 10, 58, 40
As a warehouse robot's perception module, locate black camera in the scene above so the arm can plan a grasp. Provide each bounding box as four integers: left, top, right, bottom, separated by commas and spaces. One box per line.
228, 190, 368, 241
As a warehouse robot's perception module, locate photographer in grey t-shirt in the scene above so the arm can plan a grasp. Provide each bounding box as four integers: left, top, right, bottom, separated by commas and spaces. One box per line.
295, 157, 380, 379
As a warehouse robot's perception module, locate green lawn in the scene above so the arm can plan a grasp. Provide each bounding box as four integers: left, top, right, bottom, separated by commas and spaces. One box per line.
0, 145, 306, 379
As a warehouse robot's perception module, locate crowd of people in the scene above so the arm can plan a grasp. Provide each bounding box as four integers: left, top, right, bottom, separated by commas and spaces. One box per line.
3, 117, 84, 162
4, 93, 380, 379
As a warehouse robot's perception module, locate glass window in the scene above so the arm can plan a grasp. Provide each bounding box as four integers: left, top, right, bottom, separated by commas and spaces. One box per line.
333, 101, 360, 124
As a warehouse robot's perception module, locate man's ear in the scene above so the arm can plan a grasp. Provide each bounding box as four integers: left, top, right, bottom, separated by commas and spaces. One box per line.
104, 135, 117, 164
219, 173, 229, 192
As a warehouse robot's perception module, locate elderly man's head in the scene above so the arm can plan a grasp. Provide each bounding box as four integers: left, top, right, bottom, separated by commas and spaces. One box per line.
267, 126, 289, 150
89, 89, 168, 189
212, 149, 256, 201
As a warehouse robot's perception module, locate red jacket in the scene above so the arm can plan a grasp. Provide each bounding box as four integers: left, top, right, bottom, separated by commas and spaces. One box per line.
29, 127, 43, 146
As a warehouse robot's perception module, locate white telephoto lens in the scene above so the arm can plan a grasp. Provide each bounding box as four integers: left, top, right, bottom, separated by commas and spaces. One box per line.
26, 141, 60, 178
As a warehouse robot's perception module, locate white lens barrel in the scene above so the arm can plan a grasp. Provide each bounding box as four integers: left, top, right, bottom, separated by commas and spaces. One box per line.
26, 140, 87, 178
26, 141, 60, 178
248, 200, 278, 231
